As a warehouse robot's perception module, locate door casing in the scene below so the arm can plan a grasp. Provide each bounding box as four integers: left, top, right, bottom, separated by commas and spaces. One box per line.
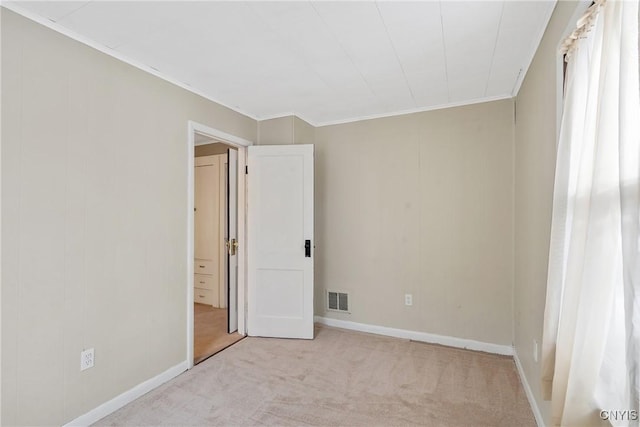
187, 120, 252, 369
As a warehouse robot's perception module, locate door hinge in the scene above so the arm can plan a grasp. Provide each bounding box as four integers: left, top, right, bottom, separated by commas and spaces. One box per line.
245, 165, 248, 175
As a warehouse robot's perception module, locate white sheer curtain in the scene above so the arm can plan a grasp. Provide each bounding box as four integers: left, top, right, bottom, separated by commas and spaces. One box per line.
541, 1, 640, 426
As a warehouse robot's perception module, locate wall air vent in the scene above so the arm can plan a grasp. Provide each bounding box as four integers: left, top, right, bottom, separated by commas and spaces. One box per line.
327, 291, 349, 313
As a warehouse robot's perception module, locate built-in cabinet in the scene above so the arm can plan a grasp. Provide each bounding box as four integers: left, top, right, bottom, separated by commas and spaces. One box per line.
194, 153, 227, 307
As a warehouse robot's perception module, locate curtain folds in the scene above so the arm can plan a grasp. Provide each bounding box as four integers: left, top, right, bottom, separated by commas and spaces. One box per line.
541, 1, 640, 426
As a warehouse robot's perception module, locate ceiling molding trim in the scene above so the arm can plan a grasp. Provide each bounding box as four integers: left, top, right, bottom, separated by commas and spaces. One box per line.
190, 121, 254, 147
2, 2, 535, 131
255, 112, 297, 122
256, 112, 318, 127
511, 1, 557, 96
314, 94, 514, 128
1, 2, 261, 123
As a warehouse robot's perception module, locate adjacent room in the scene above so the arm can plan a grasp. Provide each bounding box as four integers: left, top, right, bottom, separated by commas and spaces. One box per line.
1, 1, 638, 426
192, 138, 242, 364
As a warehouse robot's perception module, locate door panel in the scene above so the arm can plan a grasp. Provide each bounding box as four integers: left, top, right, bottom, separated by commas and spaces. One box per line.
255, 269, 304, 317
257, 159, 304, 262
194, 158, 219, 262
247, 145, 314, 339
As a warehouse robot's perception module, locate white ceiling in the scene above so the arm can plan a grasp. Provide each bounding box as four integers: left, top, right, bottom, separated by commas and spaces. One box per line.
5, 1, 556, 126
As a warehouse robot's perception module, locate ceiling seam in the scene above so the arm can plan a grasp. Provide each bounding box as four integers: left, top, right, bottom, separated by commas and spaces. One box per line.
510, 1, 558, 97
308, 2, 378, 101
50, 0, 92, 23
241, 2, 334, 112
484, 1, 506, 97
438, 1, 451, 103
374, 1, 417, 105
4, 0, 544, 127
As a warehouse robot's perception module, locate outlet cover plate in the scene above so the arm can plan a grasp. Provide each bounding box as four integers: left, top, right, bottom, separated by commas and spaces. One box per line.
81, 348, 94, 371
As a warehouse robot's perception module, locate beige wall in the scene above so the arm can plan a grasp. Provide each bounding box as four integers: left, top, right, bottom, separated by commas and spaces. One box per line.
314, 100, 515, 345
293, 116, 315, 145
1, 10, 256, 426
0, 2, 585, 424
513, 1, 581, 424
257, 115, 315, 145
257, 116, 294, 145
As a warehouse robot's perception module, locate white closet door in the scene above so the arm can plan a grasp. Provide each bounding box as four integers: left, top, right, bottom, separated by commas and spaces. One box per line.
195, 156, 220, 261
194, 156, 220, 306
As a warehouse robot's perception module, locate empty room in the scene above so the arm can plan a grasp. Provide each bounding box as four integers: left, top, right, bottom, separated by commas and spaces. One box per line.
1, 1, 638, 426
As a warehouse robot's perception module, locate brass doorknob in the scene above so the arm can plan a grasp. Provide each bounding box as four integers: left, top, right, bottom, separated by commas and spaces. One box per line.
225, 238, 239, 255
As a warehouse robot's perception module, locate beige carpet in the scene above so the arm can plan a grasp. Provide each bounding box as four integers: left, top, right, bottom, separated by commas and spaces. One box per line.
96, 325, 535, 426
194, 303, 243, 365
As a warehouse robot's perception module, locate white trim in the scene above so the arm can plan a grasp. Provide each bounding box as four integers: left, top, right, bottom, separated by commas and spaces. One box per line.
63, 360, 188, 427
237, 149, 247, 337
2, 1, 534, 131
255, 112, 297, 122
0, 7, 3, 424
313, 94, 513, 127
314, 316, 514, 356
187, 126, 195, 368
4, 1, 552, 130
187, 121, 252, 369
256, 112, 317, 128
511, 1, 557, 97
191, 122, 253, 148
514, 351, 546, 427
1, 2, 260, 123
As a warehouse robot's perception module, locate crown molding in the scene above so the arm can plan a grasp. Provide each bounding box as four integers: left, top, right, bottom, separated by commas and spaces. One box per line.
1, 2, 261, 123
3, 2, 526, 130
313, 94, 514, 127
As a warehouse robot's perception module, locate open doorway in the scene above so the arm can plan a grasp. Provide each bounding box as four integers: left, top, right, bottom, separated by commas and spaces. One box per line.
188, 122, 314, 361
193, 138, 242, 364
188, 121, 251, 368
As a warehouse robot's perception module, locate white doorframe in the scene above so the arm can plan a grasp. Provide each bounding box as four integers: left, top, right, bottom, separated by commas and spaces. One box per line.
187, 120, 252, 369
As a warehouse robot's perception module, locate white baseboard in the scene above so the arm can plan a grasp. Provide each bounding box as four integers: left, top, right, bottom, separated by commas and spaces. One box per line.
314, 316, 513, 356
63, 360, 189, 427
513, 351, 545, 427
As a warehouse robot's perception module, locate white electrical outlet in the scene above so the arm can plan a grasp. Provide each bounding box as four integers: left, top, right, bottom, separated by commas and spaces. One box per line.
405, 294, 413, 306
533, 340, 539, 363
80, 348, 94, 371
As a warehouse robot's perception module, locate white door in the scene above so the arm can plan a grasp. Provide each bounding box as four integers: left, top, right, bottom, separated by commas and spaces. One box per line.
194, 157, 219, 262
247, 144, 314, 339
227, 148, 238, 333
194, 156, 220, 307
